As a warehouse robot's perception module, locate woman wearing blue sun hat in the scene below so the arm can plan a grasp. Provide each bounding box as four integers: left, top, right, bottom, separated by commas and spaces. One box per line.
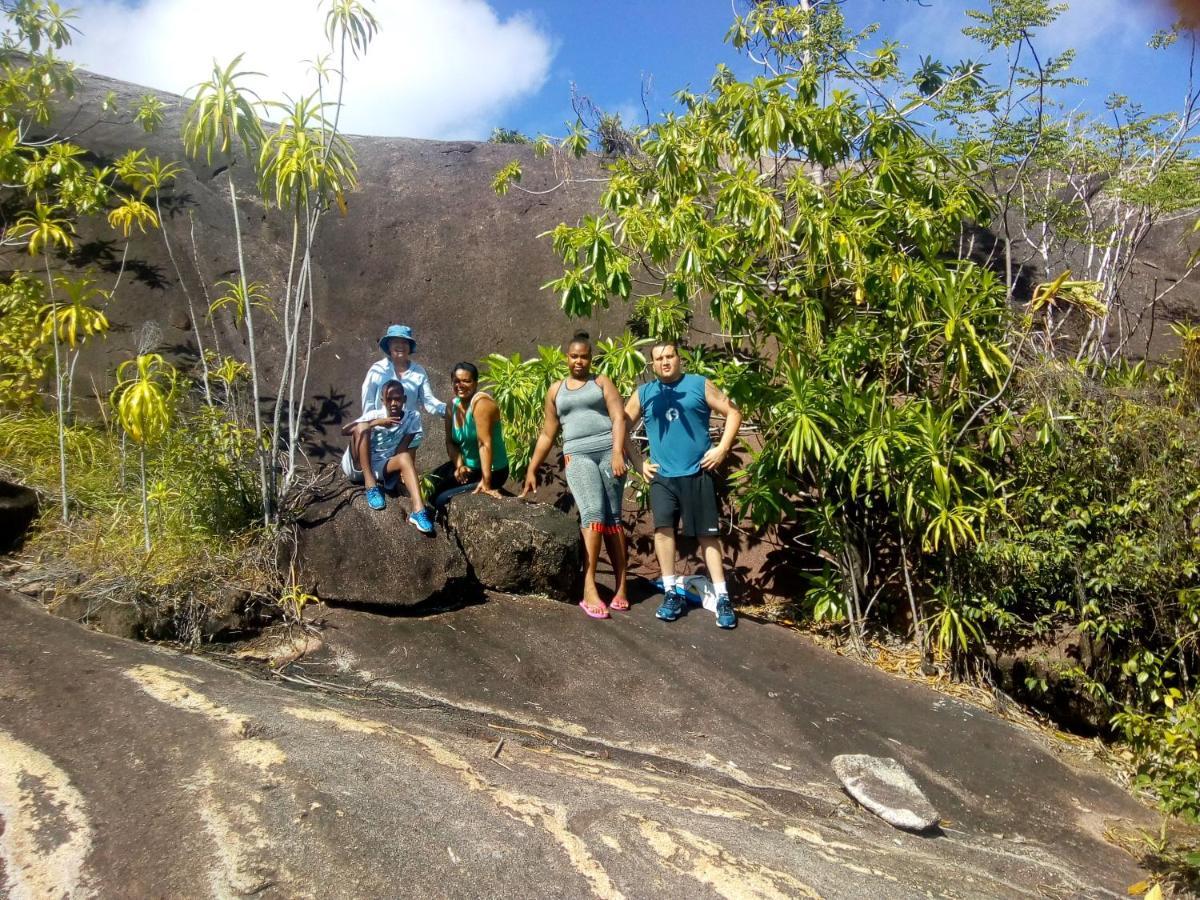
360, 324, 446, 428
346, 324, 445, 530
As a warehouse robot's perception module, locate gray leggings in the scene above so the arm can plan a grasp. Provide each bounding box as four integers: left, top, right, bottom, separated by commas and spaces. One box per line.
563, 446, 626, 532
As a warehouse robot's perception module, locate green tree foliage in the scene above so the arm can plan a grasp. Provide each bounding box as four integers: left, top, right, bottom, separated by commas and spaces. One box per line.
257, 87, 359, 496
111, 352, 175, 551
180, 2, 375, 519
490, 0, 1200, 816
517, 4, 1012, 640
960, 356, 1200, 816
489, 127, 531, 144
182, 54, 272, 522
0, 1, 171, 521
0, 2, 285, 620
928, 1, 1200, 362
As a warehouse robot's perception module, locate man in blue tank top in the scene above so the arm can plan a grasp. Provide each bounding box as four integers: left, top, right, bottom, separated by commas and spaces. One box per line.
625, 342, 743, 628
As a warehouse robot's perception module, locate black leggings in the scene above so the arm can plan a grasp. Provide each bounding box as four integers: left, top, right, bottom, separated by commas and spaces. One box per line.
427, 459, 510, 508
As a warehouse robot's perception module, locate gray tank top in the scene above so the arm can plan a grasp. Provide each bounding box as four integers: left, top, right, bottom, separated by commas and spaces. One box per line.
556, 378, 613, 455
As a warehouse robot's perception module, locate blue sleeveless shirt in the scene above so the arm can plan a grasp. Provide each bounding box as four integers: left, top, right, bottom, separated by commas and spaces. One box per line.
638, 374, 710, 477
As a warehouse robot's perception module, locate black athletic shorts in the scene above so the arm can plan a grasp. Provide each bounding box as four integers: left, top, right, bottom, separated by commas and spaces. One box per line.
649, 470, 720, 537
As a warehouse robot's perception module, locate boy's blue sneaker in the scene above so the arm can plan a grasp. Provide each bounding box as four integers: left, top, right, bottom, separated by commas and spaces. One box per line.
656, 586, 687, 622
408, 507, 435, 534
364, 486, 386, 511
715, 594, 737, 629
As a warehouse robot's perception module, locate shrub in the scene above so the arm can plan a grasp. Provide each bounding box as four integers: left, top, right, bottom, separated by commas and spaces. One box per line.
960, 359, 1200, 815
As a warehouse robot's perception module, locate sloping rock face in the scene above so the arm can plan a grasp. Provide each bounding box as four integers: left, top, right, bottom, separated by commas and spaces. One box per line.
445, 493, 581, 599
0, 589, 1155, 896
0, 481, 38, 553
25, 70, 626, 464
293, 484, 470, 607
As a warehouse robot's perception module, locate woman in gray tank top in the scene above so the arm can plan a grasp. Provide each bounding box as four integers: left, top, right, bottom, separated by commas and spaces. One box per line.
521, 332, 629, 619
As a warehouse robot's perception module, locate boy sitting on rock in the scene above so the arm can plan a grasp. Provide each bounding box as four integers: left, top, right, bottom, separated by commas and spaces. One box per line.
340, 379, 435, 533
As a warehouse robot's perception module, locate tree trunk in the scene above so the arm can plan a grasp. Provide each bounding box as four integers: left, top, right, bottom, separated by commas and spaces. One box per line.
271, 213, 301, 497
140, 446, 150, 553
226, 167, 271, 525
44, 254, 68, 522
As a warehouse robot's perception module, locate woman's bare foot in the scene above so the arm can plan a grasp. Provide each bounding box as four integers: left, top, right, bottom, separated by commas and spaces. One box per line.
581, 591, 607, 618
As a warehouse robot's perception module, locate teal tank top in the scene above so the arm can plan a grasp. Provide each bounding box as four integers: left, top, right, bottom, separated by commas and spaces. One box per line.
452, 394, 509, 471
638, 374, 711, 477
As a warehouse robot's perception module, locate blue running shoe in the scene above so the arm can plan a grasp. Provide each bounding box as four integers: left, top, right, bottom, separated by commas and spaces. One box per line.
656, 586, 687, 622
715, 594, 737, 629
408, 507, 435, 534
365, 486, 386, 510
652, 578, 702, 606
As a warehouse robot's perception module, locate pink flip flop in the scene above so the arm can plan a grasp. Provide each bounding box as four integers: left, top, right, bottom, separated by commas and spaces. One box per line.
609, 595, 630, 612
579, 599, 610, 619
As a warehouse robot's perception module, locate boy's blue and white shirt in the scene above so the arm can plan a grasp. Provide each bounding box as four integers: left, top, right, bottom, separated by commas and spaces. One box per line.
360, 359, 446, 418
357, 408, 422, 467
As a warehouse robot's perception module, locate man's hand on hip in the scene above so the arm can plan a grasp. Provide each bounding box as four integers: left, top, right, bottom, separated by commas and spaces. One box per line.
699, 446, 728, 471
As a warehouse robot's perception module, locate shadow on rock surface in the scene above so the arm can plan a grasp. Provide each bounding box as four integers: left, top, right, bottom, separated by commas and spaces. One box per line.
0, 480, 38, 554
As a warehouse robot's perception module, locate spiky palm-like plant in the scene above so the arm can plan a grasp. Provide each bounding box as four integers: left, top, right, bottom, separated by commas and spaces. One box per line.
182, 55, 269, 522
111, 353, 175, 551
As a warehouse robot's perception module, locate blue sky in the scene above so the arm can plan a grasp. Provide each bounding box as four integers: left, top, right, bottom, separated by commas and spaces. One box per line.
488, 0, 1193, 138
59, 1, 1194, 140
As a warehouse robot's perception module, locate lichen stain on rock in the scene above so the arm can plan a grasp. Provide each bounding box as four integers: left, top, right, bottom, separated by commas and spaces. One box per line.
783, 825, 861, 855
0, 727, 94, 900
283, 706, 388, 735
543, 717, 590, 737
408, 734, 626, 900
281, 704, 627, 900
632, 815, 822, 900
784, 826, 899, 883
187, 764, 285, 899
123, 665, 285, 771
520, 746, 771, 822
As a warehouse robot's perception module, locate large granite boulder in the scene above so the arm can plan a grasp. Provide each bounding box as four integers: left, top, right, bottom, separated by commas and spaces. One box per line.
0, 480, 38, 554
293, 485, 470, 607
445, 494, 581, 600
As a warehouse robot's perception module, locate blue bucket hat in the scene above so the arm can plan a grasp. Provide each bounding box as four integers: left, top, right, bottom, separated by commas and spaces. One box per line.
379, 324, 416, 354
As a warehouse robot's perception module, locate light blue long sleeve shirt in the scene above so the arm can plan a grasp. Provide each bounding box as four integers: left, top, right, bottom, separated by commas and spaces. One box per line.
360, 358, 446, 418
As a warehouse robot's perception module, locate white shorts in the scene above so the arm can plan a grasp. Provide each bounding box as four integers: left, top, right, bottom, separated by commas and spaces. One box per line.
341, 447, 399, 490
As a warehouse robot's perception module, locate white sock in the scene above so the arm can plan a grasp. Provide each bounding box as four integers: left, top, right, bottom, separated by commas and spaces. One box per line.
713, 581, 728, 598
662, 574, 678, 592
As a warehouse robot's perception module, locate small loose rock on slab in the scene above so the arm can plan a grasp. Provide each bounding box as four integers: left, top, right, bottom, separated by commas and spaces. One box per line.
832, 753, 940, 833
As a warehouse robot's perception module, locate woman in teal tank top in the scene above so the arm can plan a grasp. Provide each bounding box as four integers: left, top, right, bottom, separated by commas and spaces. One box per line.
521, 331, 629, 619
426, 362, 510, 508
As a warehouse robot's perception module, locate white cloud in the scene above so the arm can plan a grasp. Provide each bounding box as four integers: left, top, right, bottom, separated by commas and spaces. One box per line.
1040, 0, 1155, 54
62, 0, 555, 139
889, 0, 1159, 63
